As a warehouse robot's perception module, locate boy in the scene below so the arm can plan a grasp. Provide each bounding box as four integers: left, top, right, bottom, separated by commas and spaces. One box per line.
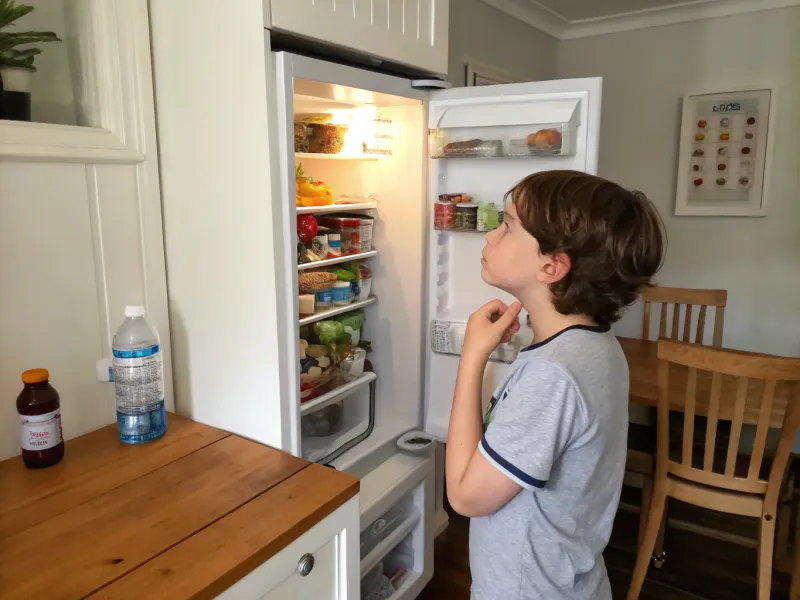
445, 170, 665, 600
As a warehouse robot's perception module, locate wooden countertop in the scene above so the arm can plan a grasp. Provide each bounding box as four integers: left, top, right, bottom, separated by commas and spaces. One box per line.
0, 414, 359, 600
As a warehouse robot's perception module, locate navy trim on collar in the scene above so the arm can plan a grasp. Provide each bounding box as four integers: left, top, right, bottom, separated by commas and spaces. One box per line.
521, 323, 611, 353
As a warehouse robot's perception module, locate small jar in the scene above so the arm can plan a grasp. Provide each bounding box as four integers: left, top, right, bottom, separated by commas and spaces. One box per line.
434, 202, 456, 230
331, 281, 353, 306
314, 287, 334, 309
17, 368, 64, 469
455, 204, 478, 230
327, 233, 341, 258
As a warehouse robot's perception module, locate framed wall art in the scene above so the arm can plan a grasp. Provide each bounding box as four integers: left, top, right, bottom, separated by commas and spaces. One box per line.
675, 86, 776, 217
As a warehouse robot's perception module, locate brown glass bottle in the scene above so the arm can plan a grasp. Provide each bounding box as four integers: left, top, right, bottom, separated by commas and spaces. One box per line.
17, 369, 64, 469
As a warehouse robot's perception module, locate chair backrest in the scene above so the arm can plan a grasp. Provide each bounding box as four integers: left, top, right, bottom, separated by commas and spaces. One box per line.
643, 286, 727, 347
656, 340, 800, 502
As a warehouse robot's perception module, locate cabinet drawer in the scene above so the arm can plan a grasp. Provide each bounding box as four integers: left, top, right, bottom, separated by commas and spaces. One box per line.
268, 0, 449, 76
216, 496, 359, 600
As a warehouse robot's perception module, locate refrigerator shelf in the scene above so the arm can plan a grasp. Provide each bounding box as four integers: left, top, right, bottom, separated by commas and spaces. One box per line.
298, 250, 378, 270
295, 152, 379, 162
297, 201, 378, 215
299, 295, 377, 326
301, 372, 377, 416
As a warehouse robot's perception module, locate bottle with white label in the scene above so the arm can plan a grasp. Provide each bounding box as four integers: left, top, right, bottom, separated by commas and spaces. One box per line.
17, 368, 64, 469
112, 305, 166, 444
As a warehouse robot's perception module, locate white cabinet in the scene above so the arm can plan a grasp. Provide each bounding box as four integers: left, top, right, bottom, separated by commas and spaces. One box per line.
267, 0, 449, 77
216, 496, 360, 600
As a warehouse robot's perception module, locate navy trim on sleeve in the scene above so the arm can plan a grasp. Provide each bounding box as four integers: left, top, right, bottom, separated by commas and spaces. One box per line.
480, 437, 547, 489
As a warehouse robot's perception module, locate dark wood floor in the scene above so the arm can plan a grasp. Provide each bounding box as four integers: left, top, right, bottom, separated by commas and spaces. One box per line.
418, 487, 792, 600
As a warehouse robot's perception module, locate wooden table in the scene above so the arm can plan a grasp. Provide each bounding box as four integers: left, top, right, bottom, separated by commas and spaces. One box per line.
620, 336, 794, 427
0, 414, 359, 600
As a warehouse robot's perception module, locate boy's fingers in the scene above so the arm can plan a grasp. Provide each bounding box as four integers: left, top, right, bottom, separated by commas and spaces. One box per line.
497, 302, 523, 328
483, 299, 509, 321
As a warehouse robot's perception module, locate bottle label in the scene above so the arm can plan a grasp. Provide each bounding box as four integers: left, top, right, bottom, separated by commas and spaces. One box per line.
20, 409, 63, 451
112, 344, 164, 415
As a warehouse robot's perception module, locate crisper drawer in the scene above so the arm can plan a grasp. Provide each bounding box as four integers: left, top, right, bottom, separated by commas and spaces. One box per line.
361, 533, 418, 600
361, 492, 420, 563
301, 375, 375, 464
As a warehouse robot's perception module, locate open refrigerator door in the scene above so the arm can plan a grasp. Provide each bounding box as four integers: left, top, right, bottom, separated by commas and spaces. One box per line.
422, 78, 603, 442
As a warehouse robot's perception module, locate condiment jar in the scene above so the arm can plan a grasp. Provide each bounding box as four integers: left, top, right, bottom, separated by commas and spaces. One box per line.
17, 368, 64, 469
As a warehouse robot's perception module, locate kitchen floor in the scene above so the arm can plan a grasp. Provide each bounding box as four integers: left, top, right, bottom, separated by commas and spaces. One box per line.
417, 487, 793, 600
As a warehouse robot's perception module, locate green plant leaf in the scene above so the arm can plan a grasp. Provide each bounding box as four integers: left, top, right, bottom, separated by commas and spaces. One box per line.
0, 1, 34, 30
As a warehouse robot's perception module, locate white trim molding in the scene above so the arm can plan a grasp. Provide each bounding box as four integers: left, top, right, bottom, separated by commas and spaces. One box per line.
465, 59, 523, 86
0, 0, 149, 163
480, 0, 800, 40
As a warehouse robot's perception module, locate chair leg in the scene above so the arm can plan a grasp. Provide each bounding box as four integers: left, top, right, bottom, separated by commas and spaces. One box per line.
758, 512, 776, 600
639, 477, 652, 550
791, 505, 800, 600
653, 498, 668, 569
627, 482, 668, 600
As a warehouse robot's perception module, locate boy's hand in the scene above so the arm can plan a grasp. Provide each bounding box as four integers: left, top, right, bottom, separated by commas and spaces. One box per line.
462, 300, 522, 363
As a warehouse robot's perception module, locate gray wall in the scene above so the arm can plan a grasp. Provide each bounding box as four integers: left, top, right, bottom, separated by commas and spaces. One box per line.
448, 0, 558, 86
16, 0, 78, 125
558, 7, 800, 357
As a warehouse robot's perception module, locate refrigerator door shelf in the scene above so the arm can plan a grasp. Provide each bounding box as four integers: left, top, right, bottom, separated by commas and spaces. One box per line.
430, 320, 523, 364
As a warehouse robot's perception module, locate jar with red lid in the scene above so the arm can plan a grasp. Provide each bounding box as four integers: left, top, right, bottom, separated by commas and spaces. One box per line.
17, 368, 64, 469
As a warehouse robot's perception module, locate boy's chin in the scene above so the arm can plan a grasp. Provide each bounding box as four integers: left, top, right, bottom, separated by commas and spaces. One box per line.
481, 268, 510, 293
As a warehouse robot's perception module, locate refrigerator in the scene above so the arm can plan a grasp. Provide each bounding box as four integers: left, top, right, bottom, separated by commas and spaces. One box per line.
272, 50, 601, 599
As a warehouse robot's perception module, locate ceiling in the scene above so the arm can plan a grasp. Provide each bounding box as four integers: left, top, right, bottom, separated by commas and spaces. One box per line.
535, 0, 716, 22
480, 0, 800, 39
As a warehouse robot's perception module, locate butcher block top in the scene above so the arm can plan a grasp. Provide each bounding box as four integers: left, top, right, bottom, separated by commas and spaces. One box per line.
0, 414, 359, 600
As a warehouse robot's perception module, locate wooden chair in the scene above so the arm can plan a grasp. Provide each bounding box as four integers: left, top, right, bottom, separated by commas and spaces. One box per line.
627, 286, 728, 562
627, 340, 800, 600
642, 286, 727, 346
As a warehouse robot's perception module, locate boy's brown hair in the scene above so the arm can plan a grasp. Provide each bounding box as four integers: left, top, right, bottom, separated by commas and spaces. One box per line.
507, 170, 665, 324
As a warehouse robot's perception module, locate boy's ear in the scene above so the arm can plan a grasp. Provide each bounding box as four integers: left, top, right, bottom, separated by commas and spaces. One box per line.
537, 251, 571, 285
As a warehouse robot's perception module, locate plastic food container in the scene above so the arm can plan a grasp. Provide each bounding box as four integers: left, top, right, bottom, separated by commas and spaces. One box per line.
307, 123, 348, 154
314, 287, 333, 310
320, 217, 361, 255
358, 277, 372, 301
293, 123, 310, 153
455, 204, 478, 230
434, 202, 456, 229
332, 281, 353, 306
440, 138, 503, 158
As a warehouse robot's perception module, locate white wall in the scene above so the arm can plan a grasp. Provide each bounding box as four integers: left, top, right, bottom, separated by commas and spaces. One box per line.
0, 0, 171, 461
448, 0, 558, 86
558, 7, 800, 357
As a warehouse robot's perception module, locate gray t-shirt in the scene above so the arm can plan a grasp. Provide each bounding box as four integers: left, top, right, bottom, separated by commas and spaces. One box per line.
470, 324, 629, 600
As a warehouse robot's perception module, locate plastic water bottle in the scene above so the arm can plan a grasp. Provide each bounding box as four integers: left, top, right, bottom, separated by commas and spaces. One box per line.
112, 305, 166, 443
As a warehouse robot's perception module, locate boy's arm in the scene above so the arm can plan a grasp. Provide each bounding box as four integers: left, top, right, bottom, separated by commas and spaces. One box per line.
446, 350, 522, 517
446, 300, 523, 518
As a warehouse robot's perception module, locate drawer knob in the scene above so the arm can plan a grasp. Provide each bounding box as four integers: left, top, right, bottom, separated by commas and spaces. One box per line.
296, 553, 315, 576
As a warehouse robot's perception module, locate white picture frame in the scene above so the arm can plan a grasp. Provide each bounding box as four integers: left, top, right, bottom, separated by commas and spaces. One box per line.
0, 0, 148, 163
675, 86, 776, 217
465, 59, 522, 87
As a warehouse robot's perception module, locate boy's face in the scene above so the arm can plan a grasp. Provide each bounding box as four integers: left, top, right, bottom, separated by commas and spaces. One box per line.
480, 200, 545, 297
